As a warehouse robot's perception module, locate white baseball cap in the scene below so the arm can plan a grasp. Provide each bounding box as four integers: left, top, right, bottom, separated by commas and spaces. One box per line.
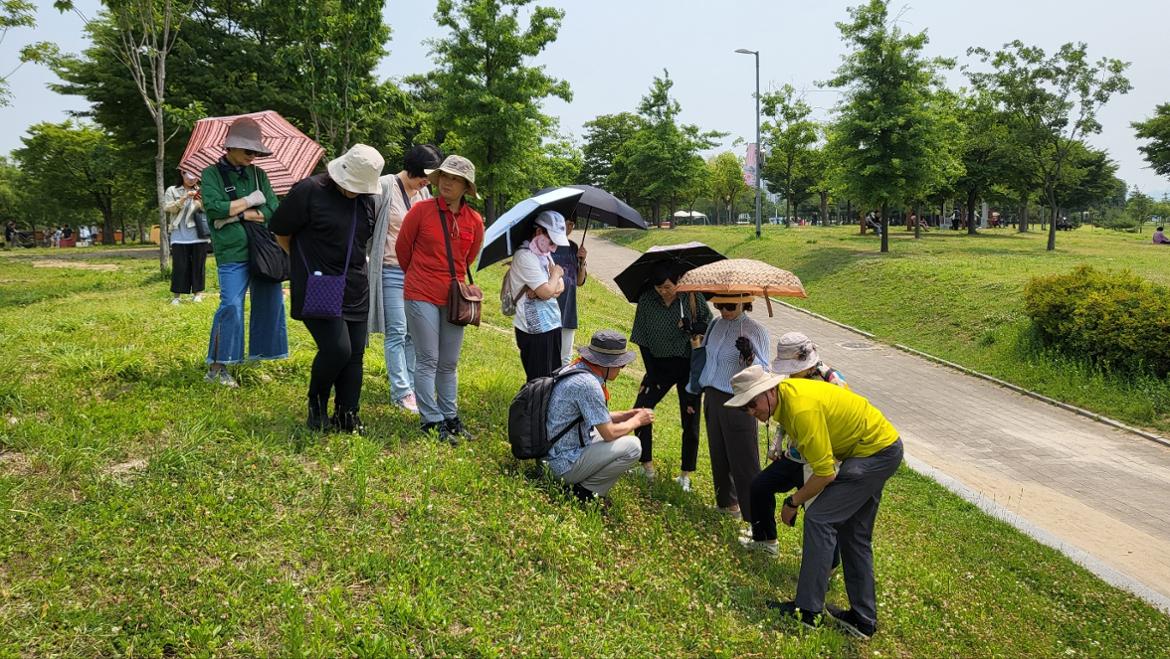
535, 210, 570, 246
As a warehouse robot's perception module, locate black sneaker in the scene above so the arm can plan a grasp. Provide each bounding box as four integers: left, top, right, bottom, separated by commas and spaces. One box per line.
766, 600, 822, 630
420, 421, 442, 437
825, 605, 876, 640
307, 398, 330, 432
437, 420, 460, 447
444, 416, 472, 440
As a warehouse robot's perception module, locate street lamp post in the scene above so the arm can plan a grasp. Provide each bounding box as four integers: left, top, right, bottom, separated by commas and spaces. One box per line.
735, 47, 762, 239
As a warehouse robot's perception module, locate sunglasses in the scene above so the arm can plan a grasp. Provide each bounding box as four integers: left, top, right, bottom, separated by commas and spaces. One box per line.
714, 303, 740, 311
243, 149, 262, 157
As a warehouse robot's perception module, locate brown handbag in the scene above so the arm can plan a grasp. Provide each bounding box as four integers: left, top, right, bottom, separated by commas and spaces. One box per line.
437, 206, 483, 327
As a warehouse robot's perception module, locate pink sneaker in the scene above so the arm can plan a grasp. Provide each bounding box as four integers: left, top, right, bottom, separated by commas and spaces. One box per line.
396, 393, 419, 414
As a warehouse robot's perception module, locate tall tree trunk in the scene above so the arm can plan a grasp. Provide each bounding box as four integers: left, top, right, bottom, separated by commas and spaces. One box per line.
1018, 195, 1029, 233
966, 189, 979, 235
913, 203, 921, 240
137, 215, 145, 244
784, 196, 790, 228
119, 216, 126, 245
819, 192, 829, 227
880, 201, 889, 253
156, 119, 170, 271
1047, 201, 1058, 251
485, 196, 497, 225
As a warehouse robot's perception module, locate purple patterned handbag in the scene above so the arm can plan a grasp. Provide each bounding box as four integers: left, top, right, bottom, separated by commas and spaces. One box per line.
298, 204, 357, 319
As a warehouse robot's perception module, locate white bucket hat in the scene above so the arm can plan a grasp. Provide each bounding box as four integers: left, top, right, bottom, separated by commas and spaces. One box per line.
535, 210, 570, 246
771, 331, 820, 375
327, 144, 384, 195
724, 364, 785, 409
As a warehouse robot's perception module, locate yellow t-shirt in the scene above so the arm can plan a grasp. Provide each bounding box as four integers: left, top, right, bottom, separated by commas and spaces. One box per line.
771, 378, 899, 477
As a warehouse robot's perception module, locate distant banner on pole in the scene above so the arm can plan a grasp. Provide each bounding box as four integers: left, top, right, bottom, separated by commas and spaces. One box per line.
743, 143, 759, 187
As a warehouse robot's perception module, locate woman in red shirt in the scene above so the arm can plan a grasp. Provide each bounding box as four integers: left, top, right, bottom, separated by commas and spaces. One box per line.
396, 155, 484, 444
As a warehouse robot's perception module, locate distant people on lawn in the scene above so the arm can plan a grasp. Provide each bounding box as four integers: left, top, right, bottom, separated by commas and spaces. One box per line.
696, 293, 771, 523
200, 116, 287, 388
510, 210, 569, 381
369, 144, 444, 414
397, 155, 484, 445
629, 263, 711, 491
271, 144, 384, 434
3, 221, 14, 250
164, 169, 211, 305
742, 332, 848, 559
1153, 227, 1170, 245
550, 216, 588, 367
545, 330, 652, 503
729, 364, 903, 640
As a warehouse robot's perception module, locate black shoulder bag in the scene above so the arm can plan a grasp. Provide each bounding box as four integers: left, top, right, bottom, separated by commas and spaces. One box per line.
216, 162, 289, 282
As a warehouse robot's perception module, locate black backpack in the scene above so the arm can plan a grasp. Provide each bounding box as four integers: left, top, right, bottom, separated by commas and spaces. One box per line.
508, 367, 587, 459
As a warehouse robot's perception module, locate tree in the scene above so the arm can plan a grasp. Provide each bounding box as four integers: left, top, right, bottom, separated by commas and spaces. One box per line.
968, 40, 1130, 250
1126, 186, 1154, 228
708, 152, 747, 224
953, 91, 1009, 235
423, 0, 571, 222
824, 0, 960, 252
760, 84, 818, 228
13, 122, 143, 244
1, 0, 57, 106
579, 111, 642, 200
1133, 103, 1170, 182
619, 71, 722, 225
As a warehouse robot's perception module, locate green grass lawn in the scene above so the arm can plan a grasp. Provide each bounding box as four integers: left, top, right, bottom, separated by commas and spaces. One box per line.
1, 248, 1168, 656
602, 224, 1170, 435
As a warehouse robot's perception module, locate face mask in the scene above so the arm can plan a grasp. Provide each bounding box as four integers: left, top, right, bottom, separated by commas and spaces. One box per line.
529, 234, 555, 256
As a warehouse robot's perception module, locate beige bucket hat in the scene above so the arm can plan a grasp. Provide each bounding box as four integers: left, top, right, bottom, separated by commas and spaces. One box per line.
327, 144, 384, 195
724, 364, 785, 409
224, 117, 272, 156
771, 331, 820, 375
426, 155, 479, 199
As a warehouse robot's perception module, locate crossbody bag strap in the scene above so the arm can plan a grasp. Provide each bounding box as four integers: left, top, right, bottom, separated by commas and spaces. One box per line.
395, 176, 413, 211
437, 203, 475, 286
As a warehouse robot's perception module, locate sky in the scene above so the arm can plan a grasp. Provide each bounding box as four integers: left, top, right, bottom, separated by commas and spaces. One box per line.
3, 0, 1168, 197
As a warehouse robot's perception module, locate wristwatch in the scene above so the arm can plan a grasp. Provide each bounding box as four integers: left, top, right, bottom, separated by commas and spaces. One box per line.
783, 496, 801, 510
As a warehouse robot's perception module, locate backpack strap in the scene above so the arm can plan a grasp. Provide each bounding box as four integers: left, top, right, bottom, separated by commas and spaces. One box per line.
551, 367, 593, 448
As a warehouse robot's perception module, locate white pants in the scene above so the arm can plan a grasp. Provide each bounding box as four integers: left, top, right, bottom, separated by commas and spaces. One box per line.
560, 328, 576, 367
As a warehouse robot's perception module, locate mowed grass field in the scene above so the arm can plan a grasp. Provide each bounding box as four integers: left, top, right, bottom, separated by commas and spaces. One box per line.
603, 224, 1170, 435
1, 247, 1168, 656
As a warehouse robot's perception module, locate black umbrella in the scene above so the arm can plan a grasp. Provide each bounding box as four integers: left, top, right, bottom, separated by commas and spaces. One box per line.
537, 184, 648, 245
478, 187, 584, 270
613, 242, 727, 303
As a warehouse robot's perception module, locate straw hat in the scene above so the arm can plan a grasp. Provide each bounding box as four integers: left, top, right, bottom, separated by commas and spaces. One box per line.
724, 365, 785, 409
223, 117, 272, 156
771, 332, 820, 375
577, 329, 637, 368
327, 144, 384, 195
426, 155, 479, 199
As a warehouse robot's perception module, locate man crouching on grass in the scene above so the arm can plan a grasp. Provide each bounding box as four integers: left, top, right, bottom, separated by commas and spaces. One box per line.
725, 365, 903, 639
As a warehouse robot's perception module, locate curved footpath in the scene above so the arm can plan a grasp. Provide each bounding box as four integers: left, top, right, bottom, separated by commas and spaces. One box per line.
586, 237, 1170, 612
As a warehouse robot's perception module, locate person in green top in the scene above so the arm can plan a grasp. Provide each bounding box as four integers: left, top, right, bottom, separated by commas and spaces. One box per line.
199, 117, 287, 387
628, 263, 711, 491
727, 366, 903, 640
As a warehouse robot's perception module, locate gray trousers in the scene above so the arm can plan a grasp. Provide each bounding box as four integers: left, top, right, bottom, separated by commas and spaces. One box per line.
703, 388, 761, 522
405, 300, 466, 424
559, 435, 642, 495
795, 439, 903, 624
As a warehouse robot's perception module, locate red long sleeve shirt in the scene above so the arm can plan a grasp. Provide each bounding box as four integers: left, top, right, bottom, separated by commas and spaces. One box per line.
396, 196, 485, 306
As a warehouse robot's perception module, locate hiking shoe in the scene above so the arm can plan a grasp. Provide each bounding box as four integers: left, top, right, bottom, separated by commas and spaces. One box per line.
335, 410, 365, 435
437, 421, 460, 447
825, 605, 877, 640
444, 416, 472, 441
675, 474, 692, 491
420, 421, 441, 437
206, 369, 238, 388
738, 537, 779, 556
717, 506, 742, 521
307, 398, 330, 432
766, 600, 822, 630
395, 393, 419, 414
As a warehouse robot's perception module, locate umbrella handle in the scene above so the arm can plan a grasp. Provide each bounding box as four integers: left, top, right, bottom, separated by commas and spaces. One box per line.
764, 288, 774, 317
580, 207, 592, 247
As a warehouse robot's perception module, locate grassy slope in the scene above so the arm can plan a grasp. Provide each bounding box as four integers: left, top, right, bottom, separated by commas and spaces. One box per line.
0, 249, 1168, 656
603, 225, 1170, 433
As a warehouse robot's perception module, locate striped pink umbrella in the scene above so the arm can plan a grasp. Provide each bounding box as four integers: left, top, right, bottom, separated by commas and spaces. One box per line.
178, 110, 324, 196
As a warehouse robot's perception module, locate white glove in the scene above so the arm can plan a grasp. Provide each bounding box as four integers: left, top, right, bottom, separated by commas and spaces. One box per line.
243, 189, 267, 208
767, 428, 784, 462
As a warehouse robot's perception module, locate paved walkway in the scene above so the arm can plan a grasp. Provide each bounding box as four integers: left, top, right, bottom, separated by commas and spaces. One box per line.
586, 237, 1170, 611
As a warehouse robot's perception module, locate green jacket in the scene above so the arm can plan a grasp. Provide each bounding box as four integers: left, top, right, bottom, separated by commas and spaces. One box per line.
200, 162, 279, 264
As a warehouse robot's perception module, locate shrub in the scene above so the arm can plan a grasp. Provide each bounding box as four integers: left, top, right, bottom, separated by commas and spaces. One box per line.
1023, 266, 1170, 377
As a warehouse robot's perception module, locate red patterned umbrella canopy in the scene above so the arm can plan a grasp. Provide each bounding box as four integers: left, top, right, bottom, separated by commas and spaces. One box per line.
178, 110, 324, 196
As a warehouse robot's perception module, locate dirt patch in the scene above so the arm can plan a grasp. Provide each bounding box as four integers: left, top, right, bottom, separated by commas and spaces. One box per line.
31, 259, 120, 272
0, 451, 31, 476
105, 457, 149, 483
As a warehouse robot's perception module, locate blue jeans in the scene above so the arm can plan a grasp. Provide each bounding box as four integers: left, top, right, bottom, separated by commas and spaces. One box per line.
381, 266, 415, 401
405, 299, 465, 424
206, 261, 288, 365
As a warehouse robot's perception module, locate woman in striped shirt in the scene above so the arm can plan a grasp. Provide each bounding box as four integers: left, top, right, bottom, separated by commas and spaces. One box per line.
697, 293, 771, 524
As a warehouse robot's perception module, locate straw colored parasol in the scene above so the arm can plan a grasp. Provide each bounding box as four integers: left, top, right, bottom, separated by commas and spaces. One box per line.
675, 258, 806, 316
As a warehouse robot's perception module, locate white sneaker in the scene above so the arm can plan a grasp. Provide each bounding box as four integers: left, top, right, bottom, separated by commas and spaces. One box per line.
738, 536, 779, 556
170, 297, 181, 305
675, 474, 692, 492
396, 393, 419, 413
638, 464, 657, 480
717, 506, 742, 521
192, 294, 203, 303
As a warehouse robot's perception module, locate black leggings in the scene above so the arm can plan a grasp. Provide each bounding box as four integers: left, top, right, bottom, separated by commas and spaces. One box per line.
634, 350, 700, 471
303, 318, 368, 413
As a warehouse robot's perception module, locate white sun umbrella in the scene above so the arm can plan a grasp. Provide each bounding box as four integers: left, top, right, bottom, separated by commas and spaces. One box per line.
477, 187, 584, 269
